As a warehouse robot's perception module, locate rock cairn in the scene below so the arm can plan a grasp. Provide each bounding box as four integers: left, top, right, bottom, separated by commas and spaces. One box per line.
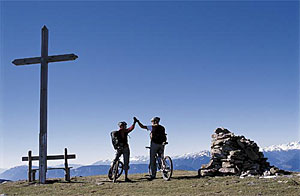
199, 127, 285, 177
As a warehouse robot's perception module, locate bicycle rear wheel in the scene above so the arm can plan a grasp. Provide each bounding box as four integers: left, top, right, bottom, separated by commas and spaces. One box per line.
162, 156, 173, 181
111, 161, 124, 183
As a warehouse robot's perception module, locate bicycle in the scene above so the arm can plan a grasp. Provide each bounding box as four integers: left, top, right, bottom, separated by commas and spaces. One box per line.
146, 142, 173, 181
108, 157, 124, 183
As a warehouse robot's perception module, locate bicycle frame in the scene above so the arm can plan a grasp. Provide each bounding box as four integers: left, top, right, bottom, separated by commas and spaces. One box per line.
146, 142, 173, 180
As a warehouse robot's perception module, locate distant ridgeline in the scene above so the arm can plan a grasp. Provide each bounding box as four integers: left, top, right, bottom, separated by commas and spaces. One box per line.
0, 179, 11, 183
1, 138, 299, 181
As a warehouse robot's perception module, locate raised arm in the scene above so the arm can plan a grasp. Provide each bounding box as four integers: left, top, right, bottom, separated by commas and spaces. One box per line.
126, 118, 137, 133
134, 117, 147, 129
126, 123, 136, 133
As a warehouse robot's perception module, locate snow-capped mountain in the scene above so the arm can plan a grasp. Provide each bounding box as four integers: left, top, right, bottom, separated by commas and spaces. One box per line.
130, 155, 149, 164
93, 159, 111, 165
172, 151, 210, 160
262, 141, 300, 152
261, 141, 300, 172
1, 141, 299, 181
94, 150, 211, 165
93, 155, 149, 165
81, 141, 300, 173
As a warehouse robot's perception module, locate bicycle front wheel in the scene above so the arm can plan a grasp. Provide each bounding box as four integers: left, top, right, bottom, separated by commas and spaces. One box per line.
108, 166, 113, 180
162, 156, 173, 181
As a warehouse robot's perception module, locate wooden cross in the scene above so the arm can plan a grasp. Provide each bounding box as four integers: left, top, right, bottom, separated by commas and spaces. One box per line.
12, 26, 78, 184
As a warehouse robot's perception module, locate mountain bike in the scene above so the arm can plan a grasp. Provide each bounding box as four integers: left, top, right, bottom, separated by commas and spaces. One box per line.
146, 142, 173, 181
108, 157, 124, 183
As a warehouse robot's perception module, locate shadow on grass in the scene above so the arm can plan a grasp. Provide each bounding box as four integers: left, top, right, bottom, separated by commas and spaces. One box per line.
22, 179, 87, 186
114, 180, 139, 183
135, 174, 201, 181
47, 179, 88, 184
172, 175, 200, 180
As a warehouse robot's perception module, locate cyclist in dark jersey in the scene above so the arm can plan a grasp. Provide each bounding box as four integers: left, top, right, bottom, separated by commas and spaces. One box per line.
112, 118, 137, 182
136, 117, 166, 179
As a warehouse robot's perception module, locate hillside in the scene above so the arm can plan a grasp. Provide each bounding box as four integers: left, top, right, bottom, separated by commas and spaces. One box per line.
1, 141, 299, 181
0, 153, 210, 181
1, 171, 300, 195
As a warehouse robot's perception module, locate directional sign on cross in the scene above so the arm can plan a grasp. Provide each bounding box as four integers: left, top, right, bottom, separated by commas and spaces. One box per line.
12, 25, 78, 184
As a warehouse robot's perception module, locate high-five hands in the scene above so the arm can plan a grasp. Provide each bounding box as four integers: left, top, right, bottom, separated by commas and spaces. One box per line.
133, 117, 139, 123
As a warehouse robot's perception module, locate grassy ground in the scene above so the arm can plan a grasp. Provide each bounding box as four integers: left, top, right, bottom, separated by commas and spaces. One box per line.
1, 170, 300, 196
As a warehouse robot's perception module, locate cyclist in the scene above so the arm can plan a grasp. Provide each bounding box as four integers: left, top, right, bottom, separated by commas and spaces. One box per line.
136, 117, 167, 180
112, 118, 137, 182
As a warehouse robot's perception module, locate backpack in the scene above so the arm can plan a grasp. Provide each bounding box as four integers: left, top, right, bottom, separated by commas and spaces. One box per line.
111, 131, 121, 150
151, 125, 167, 144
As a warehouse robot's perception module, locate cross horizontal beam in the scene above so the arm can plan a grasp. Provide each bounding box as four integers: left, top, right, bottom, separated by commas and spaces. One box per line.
12, 54, 78, 66
22, 154, 76, 161
12, 57, 41, 65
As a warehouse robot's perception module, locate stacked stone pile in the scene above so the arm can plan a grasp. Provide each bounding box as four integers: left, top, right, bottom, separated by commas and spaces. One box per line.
199, 127, 286, 177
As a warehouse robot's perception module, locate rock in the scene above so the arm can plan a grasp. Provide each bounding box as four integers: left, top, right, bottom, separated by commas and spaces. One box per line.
221, 145, 234, 152
203, 160, 221, 169
214, 127, 230, 134
263, 170, 271, 176
202, 160, 213, 169
240, 171, 252, 178
211, 148, 222, 154
212, 139, 225, 146
227, 153, 245, 160
199, 169, 218, 177
211, 134, 218, 139
217, 133, 232, 140
200, 127, 286, 177
247, 169, 259, 175
258, 152, 264, 158
212, 145, 221, 149
222, 161, 234, 168
229, 150, 242, 156
237, 140, 245, 148
233, 160, 244, 164
212, 153, 227, 159
219, 167, 236, 175
270, 167, 279, 175
247, 163, 260, 170
245, 147, 259, 160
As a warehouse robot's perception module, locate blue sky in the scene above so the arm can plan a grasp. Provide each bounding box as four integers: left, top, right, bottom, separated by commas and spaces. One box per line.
0, 1, 299, 168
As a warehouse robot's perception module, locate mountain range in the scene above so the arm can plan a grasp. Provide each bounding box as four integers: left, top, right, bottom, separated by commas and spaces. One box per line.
0, 168, 7, 175
1, 141, 299, 181
262, 141, 300, 172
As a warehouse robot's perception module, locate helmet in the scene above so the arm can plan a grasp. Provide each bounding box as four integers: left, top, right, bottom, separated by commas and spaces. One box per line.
151, 117, 160, 123
118, 121, 127, 127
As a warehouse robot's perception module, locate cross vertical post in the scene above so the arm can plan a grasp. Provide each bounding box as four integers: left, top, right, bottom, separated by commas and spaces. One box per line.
12, 25, 78, 184
39, 26, 48, 184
